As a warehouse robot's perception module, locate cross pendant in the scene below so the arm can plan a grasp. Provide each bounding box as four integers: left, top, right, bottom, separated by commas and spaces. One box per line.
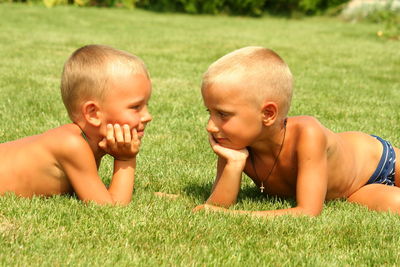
260, 183, 265, 193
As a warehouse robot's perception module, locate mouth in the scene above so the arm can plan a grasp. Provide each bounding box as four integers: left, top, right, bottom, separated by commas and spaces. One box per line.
136, 128, 145, 138
214, 137, 228, 143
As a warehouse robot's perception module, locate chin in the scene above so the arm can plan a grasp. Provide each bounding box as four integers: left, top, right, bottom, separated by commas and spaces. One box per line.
137, 131, 144, 138
219, 142, 247, 150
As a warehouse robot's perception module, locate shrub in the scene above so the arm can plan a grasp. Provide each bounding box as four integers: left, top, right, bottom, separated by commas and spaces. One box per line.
135, 0, 266, 16
2, 0, 349, 16
263, 0, 349, 15
135, 0, 350, 16
341, 0, 400, 40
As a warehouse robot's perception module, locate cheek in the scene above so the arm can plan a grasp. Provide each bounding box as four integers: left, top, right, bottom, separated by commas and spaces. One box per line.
104, 111, 141, 128
120, 113, 141, 128
225, 119, 261, 140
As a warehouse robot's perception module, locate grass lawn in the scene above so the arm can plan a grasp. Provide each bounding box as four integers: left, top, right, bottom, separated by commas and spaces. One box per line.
0, 3, 400, 266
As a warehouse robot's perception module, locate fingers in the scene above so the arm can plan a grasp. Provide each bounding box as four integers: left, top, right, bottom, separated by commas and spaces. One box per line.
99, 124, 141, 161
98, 138, 106, 149
123, 124, 131, 143
208, 133, 225, 155
192, 204, 205, 212
114, 124, 124, 145
109, 124, 133, 146
192, 204, 218, 212
207, 133, 249, 162
208, 133, 216, 145
154, 192, 180, 200
131, 127, 138, 142
106, 124, 116, 146
208, 133, 219, 150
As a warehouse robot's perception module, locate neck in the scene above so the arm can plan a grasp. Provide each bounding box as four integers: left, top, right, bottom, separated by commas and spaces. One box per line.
250, 118, 287, 156
73, 121, 106, 164
249, 118, 287, 193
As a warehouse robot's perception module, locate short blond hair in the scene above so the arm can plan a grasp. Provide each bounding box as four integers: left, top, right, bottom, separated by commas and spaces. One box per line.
202, 46, 293, 118
61, 44, 149, 121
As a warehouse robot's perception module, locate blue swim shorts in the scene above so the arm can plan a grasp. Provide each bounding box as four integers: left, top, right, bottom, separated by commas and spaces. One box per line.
366, 135, 396, 186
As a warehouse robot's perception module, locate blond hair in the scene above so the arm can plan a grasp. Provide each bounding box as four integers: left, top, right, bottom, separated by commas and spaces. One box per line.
202, 46, 293, 118
61, 44, 149, 121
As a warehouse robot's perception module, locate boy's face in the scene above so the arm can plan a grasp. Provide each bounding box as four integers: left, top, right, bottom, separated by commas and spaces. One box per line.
100, 73, 152, 139
202, 81, 263, 149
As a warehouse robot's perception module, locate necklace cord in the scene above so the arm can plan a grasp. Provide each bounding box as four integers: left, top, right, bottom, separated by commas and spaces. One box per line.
249, 118, 287, 193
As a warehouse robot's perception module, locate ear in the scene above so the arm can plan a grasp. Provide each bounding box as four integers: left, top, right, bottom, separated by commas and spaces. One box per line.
261, 102, 278, 126
81, 101, 102, 127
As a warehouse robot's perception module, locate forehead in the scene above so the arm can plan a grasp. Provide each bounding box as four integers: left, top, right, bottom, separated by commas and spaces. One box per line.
108, 72, 151, 93
202, 79, 258, 110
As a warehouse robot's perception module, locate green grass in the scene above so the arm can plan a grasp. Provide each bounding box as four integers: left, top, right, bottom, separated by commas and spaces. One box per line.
1, 3, 400, 266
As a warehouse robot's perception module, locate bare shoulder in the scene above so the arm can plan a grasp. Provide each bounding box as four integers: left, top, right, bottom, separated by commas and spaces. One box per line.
288, 116, 329, 145
42, 124, 91, 158
0, 124, 85, 154
289, 115, 324, 128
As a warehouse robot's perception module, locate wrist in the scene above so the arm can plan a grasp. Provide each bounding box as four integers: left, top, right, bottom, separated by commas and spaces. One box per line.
225, 159, 246, 170
220, 153, 248, 167
114, 158, 136, 165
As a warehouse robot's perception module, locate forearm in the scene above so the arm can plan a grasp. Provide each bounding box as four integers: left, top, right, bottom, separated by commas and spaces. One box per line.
108, 159, 136, 205
204, 205, 320, 217
239, 207, 317, 217
206, 162, 244, 207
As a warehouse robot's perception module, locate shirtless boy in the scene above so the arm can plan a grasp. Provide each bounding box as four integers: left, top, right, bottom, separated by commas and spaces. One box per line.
195, 46, 399, 216
0, 44, 152, 205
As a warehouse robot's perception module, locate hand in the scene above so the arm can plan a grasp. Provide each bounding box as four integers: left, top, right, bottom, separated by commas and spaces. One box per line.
209, 133, 249, 164
98, 124, 140, 161
154, 192, 180, 200
192, 204, 228, 213
192, 204, 206, 212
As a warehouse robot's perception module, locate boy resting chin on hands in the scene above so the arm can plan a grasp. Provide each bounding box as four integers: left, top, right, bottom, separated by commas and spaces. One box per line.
0, 44, 152, 205
195, 46, 399, 217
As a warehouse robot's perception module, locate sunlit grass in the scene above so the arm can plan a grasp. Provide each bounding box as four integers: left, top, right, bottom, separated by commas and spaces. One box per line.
0, 3, 399, 266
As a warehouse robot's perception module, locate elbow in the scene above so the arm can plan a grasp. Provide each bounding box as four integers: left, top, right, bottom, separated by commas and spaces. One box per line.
93, 198, 131, 206
304, 211, 320, 217
111, 198, 131, 206
81, 195, 131, 206
109, 193, 132, 206
112, 201, 130, 206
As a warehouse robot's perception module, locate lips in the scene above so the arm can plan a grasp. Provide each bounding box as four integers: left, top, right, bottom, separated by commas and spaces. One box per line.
215, 137, 227, 143
136, 128, 145, 138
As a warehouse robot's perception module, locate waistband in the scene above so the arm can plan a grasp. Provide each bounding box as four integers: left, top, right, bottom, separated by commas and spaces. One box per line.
367, 135, 395, 184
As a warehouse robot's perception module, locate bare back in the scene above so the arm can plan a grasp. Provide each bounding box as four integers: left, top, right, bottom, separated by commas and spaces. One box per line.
0, 124, 89, 197
244, 116, 395, 201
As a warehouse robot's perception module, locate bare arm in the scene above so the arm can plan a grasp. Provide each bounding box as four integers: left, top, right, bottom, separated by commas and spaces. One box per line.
107, 159, 136, 204
99, 124, 140, 204
200, 134, 248, 207
61, 124, 139, 205
198, 122, 329, 217
206, 157, 244, 207
292, 124, 328, 216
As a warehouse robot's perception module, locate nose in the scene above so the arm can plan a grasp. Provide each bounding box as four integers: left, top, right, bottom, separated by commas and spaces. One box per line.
141, 106, 152, 124
206, 117, 219, 133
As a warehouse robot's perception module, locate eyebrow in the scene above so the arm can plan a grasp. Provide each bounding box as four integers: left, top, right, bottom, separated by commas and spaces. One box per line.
208, 107, 235, 114
127, 95, 148, 103
125, 98, 145, 106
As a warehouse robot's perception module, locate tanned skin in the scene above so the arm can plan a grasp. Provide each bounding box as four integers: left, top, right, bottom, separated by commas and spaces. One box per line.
0, 73, 152, 205
194, 79, 400, 217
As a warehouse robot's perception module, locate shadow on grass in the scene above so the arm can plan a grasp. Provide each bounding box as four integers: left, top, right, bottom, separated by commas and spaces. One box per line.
182, 181, 212, 202
182, 181, 296, 207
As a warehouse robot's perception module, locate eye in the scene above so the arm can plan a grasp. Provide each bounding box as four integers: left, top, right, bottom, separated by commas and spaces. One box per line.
130, 104, 141, 110
218, 111, 229, 118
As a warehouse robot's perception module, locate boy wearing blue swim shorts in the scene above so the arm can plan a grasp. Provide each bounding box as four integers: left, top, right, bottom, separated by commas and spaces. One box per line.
194, 46, 399, 217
